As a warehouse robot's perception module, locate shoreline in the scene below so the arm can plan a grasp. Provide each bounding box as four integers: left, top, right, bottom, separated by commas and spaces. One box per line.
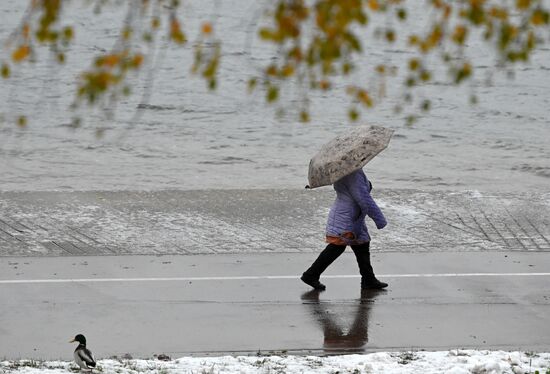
2, 350, 550, 373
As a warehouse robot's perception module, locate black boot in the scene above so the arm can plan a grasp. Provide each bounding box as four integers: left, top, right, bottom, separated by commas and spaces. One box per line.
351, 243, 388, 289
301, 244, 346, 290
361, 277, 388, 289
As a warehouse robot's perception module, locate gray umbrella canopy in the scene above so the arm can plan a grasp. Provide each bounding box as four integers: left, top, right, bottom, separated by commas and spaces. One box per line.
307, 125, 394, 189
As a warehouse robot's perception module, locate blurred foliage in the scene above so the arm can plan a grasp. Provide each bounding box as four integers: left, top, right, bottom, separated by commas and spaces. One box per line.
192, 22, 221, 90
1, 0, 549, 127
1, 0, 219, 128
254, 0, 550, 122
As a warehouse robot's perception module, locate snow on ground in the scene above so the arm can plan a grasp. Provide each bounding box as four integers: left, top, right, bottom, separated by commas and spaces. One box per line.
2, 351, 549, 374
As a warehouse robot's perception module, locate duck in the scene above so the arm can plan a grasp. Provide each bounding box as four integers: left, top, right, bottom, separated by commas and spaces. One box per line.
69, 334, 96, 371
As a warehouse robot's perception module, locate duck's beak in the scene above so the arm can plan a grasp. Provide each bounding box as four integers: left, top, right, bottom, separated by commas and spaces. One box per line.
69, 338, 76, 343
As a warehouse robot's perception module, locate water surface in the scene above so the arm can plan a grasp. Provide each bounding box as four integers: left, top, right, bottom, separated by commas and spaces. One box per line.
1, 0, 549, 192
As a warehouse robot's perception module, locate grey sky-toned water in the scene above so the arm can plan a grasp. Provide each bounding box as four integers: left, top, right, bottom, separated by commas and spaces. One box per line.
1, 0, 549, 192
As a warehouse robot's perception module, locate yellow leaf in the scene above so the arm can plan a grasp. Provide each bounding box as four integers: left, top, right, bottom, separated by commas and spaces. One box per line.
12, 45, 30, 62
266, 65, 278, 76
170, 18, 186, 44
531, 9, 549, 25
201, 22, 213, 35
489, 6, 508, 20
22, 23, 30, 39
17, 115, 27, 128
63, 26, 74, 40
406, 115, 417, 126
421, 100, 431, 111
516, 0, 531, 10
408, 35, 419, 46
432, 0, 443, 9
527, 31, 536, 49
428, 25, 443, 46
267, 86, 279, 102
259, 28, 274, 40
443, 4, 452, 19
1, 63, 9, 78
348, 108, 359, 121
143, 32, 153, 42
396, 8, 407, 20
342, 62, 353, 75
368, 0, 379, 11
96, 71, 116, 89
420, 41, 430, 53
122, 27, 132, 40
281, 64, 295, 77
289, 46, 303, 61
100, 54, 120, 68
358, 90, 373, 107
208, 78, 217, 90
385, 29, 396, 43
132, 54, 144, 68
319, 80, 330, 90
408, 58, 419, 71
452, 25, 468, 45
420, 70, 431, 81
151, 17, 160, 29
247, 77, 257, 93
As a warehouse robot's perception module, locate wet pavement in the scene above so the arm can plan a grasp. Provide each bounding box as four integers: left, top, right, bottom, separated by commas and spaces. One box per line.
1, 190, 549, 359
1, 189, 549, 256
1, 251, 549, 360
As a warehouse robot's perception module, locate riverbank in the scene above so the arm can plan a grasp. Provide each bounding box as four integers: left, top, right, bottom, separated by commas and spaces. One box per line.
2, 350, 550, 373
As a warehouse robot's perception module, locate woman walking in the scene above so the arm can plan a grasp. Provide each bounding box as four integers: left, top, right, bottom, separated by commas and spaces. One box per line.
301, 168, 388, 290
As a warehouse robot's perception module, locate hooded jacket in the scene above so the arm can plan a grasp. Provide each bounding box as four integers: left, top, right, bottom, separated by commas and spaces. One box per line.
325, 169, 387, 244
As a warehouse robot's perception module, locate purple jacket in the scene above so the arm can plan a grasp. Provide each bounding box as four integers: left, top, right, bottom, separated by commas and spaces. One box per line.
326, 169, 387, 244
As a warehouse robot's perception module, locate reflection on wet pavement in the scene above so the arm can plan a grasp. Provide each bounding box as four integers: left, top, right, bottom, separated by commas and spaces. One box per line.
1, 252, 549, 359
301, 289, 386, 354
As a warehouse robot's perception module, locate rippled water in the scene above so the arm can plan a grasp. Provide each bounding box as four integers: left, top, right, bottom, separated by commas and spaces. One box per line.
1, 0, 549, 192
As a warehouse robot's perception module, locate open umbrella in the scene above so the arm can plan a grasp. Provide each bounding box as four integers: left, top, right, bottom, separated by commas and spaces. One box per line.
307, 125, 394, 189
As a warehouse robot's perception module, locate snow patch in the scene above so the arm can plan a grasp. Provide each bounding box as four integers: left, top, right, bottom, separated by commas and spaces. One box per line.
1, 350, 549, 374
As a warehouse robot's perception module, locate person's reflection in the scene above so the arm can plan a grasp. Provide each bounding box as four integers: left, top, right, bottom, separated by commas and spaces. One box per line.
301, 289, 384, 353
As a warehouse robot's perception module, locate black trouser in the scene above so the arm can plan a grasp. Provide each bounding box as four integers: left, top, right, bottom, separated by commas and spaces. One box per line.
303, 242, 375, 280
